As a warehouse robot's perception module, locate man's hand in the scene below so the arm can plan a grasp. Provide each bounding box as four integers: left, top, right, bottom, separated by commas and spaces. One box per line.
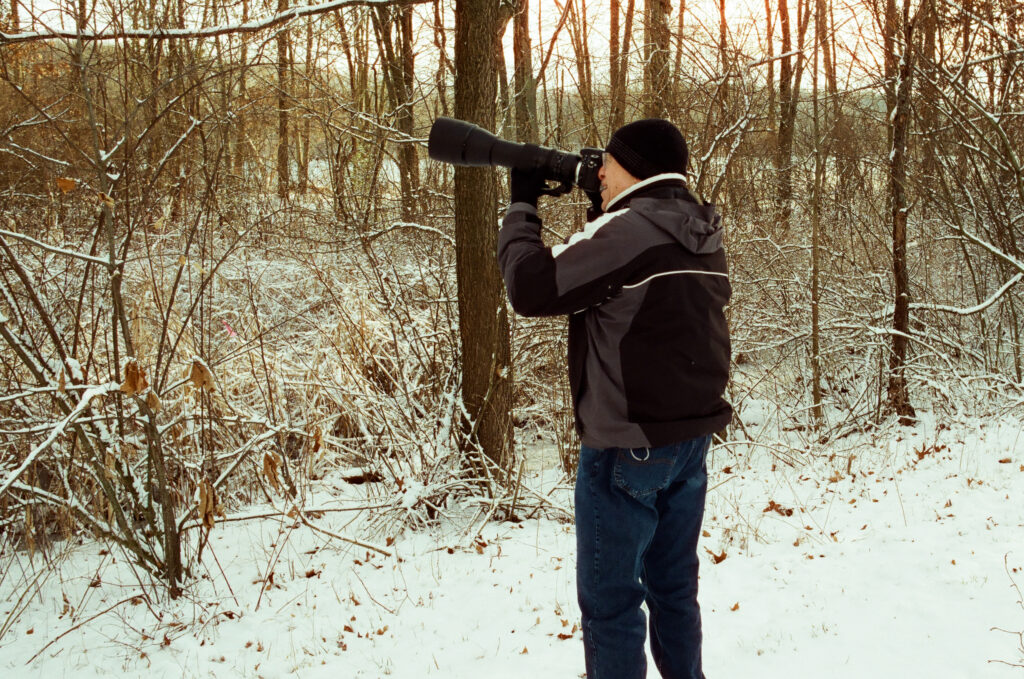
584, 188, 604, 221
510, 166, 548, 207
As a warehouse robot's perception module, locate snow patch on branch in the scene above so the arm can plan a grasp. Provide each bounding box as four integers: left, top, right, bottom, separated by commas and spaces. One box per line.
0, 381, 119, 498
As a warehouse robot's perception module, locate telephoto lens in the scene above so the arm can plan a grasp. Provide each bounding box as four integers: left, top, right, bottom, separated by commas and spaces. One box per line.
428, 117, 602, 196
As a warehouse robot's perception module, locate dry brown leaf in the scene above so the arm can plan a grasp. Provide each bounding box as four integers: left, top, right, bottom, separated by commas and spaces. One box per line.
730, 602, 740, 611
198, 479, 217, 530
763, 500, 794, 517
56, 177, 77, 193
146, 391, 162, 413
120, 359, 148, 396
58, 368, 66, 394
263, 451, 281, 492
98, 192, 115, 208
185, 359, 215, 391
705, 548, 727, 564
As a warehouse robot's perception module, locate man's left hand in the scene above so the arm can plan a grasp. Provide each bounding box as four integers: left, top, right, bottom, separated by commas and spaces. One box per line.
510, 167, 548, 207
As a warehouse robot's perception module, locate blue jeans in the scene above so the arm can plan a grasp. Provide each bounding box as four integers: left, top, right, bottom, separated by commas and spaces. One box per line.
575, 436, 710, 679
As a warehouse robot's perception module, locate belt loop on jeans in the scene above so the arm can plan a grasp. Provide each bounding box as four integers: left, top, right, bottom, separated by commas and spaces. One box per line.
630, 447, 650, 462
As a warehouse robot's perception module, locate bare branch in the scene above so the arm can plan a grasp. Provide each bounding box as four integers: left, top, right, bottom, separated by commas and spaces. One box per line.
0, 0, 431, 45
911, 274, 1023, 317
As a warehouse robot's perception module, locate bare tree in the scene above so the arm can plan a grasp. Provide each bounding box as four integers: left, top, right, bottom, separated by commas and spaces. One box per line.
774, 0, 809, 233
608, 0, 635, 132
883, 0, 916, 423
512, 0, 539, 143
277, 0, 291, 199
644, 0, 672, 118
453, 0, 514, 469
373, 3, 420, 218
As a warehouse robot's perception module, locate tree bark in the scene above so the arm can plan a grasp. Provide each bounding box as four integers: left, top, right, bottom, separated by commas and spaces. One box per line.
608, 0, 635, 132
454, 0, 514, 469
297, 17, 314, 194
885, 0, 916, 424
775, 0, 810, 233
776, 0, 794, 231
373, 5, 419, 218
233, 0, 249, 179
810, 0, 825, 427
763, 0, 776, 134
512, 0, 538, 143
566, 0, 598, 145
276, 0, 291, 200
644, 0, 671, 118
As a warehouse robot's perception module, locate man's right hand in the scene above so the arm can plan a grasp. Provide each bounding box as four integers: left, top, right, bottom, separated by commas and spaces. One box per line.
585, 188, 604, 220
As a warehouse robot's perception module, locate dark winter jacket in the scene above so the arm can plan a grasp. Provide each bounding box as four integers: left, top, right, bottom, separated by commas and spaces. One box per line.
498, 174, 732, 449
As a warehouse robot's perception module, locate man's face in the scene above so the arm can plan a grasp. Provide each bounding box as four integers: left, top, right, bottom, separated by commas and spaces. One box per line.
598, 153, 640, 211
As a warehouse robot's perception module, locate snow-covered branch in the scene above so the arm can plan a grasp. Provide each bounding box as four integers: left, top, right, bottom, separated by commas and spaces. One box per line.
0, 228, 117, 267
911, 274, 1023, 317
0, 382, 119, 498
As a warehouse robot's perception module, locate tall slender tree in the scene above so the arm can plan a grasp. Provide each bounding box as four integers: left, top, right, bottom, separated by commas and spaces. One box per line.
454, 0, 514, 469
884, 0, 916, 424
373, 5, 419, 218
644, 0, 672, 118
276, 0, 291, 199
512, 0, 539, 143
608, 0, 635, 132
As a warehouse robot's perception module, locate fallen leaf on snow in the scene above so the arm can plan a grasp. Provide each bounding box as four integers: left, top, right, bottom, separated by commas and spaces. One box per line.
705, 548, 727, 564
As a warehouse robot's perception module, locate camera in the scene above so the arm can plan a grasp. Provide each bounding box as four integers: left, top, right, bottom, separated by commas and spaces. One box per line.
428, 117, 602, 197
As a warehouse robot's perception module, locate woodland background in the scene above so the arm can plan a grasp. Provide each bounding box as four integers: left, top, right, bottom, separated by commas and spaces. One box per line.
0, 0, 1021, 608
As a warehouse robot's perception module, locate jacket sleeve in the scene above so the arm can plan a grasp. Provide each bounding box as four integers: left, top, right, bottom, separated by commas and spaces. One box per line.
497, 203, 637, 317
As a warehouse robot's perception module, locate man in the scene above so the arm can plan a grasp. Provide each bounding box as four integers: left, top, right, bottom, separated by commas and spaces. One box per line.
497, 118, 731, 679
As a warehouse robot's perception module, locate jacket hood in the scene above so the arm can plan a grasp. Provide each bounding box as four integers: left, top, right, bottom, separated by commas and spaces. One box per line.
609, 174, 724, 255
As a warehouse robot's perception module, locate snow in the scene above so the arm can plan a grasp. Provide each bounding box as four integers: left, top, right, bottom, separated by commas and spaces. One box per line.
2, 415, 1023, 677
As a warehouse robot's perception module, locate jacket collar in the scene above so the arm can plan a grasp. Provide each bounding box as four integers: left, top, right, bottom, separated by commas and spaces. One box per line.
606, 173, 689, 211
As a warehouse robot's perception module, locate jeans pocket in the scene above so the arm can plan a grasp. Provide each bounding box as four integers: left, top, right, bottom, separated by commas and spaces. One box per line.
612, 448, 675, 499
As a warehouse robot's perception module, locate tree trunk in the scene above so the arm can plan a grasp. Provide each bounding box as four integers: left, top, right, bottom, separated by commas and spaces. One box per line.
644, 0, 671, 118
454, 0, 514, 469
276, 0, 290, 200
234, 0, 249, 179
373, 6, 419, 219
764, 0, 776, 134
885, 0, 916, 424
776, 0, 794, 231
512, 0, 539, 143
608, 0, 635, 132
673, 0, 686, 96
566, 0, 598, 145
297, 18, 314, 194
775, 0, 810, 234
810, 0, 825, 427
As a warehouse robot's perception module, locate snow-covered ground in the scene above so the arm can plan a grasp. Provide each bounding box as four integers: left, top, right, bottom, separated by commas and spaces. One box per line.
2, 415, 1023, 678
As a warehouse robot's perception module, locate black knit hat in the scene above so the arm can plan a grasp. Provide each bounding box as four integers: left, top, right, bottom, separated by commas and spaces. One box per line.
606, 118, 688, 180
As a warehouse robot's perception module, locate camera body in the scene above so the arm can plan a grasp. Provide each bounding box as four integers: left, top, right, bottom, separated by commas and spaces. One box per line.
574, 148, 603, 194
429, 117, 603, 197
